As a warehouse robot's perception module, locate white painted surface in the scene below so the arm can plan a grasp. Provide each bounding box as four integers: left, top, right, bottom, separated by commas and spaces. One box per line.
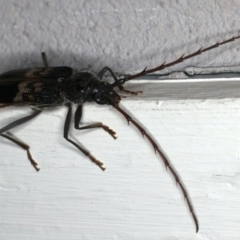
1, 1, 240, 239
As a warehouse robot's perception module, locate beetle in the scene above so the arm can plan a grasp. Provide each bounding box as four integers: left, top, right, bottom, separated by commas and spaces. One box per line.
1, 36, 239, 232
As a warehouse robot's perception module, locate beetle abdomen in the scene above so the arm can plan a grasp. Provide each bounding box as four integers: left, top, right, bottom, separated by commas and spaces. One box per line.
0, 82, 18, 103
0, 79, 61, 104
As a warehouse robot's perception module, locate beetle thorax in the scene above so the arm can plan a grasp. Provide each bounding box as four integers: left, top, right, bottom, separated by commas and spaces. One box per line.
63, 72, 99, 103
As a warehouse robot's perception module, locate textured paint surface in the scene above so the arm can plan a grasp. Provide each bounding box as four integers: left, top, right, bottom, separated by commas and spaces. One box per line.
1, 1, 240, 239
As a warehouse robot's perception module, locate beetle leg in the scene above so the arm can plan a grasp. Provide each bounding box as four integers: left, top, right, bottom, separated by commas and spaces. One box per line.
0, 103, 19, 108
64, 103, 106, 171
41, 52, 49, 67
74, 105, 117, 139
0, 110, 41, 171
0, 110, 41, 135
1, 132, 40, 171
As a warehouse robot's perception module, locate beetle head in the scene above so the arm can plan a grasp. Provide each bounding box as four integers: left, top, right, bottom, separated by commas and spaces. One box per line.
93, 81, 121, 105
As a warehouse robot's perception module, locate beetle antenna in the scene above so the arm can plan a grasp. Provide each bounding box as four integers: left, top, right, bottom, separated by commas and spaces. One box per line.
113, 103, 199, 232
111, 35, 240, 87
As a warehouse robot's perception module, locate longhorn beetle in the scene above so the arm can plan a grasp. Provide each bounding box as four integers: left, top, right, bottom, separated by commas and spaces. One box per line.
0, 36, 240, 232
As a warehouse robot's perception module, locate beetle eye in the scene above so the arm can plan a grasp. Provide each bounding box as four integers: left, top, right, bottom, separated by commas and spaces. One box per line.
94, 91, 106, 105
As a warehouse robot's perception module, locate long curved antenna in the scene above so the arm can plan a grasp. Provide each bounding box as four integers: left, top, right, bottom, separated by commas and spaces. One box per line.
111, 35, 240, 88
113, 104, 199, 232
